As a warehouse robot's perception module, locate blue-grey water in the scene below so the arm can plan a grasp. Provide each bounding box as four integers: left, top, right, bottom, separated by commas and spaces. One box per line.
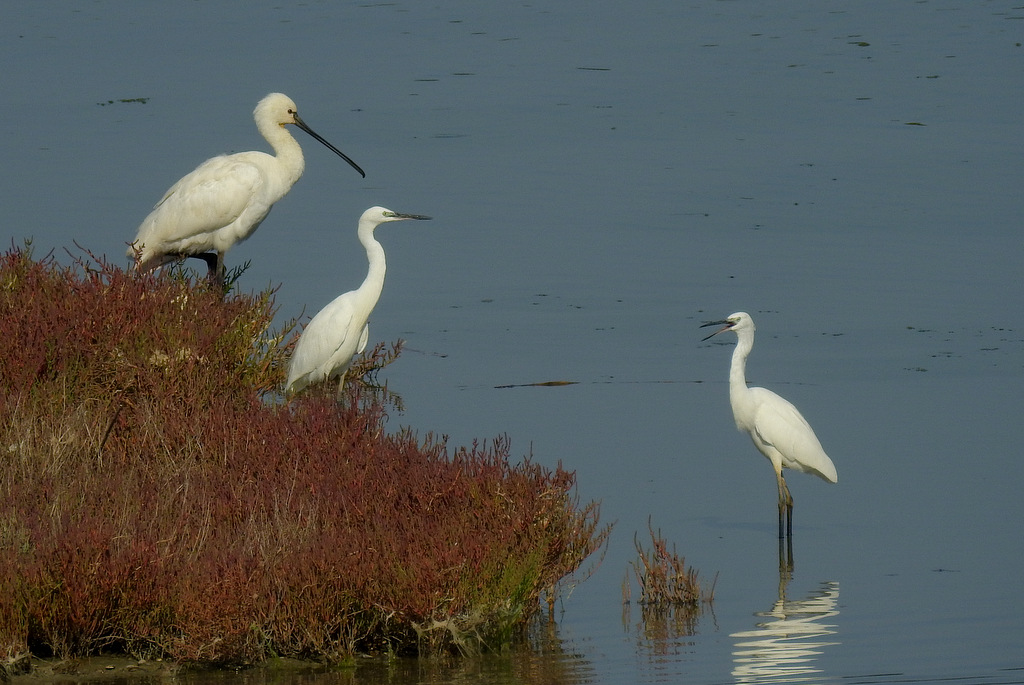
3, 2, 1023, 683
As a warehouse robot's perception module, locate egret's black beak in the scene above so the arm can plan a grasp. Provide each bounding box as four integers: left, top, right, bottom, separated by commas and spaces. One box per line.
292, 114, 366, 178
700, 319, 734, 341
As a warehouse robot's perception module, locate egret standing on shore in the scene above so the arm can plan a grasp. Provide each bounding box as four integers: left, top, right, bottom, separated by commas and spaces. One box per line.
701, 312, 838, 538
285, 206, 431, 398
128, 93, 365, 281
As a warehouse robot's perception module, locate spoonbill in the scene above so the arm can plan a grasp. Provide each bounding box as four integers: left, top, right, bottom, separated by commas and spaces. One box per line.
701, 312, 838, 538
127, 93, 365, 281
285, 206, 431, 397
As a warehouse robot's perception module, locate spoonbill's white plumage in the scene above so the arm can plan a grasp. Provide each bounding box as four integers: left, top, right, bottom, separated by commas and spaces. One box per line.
127, 93, 365, 280
285, 206, 431, 397
701, 312, 838, 538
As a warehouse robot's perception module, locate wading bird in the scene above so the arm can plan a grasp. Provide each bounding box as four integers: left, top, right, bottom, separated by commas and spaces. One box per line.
701, 312, 838, 538
285, 206, 431, 397
127, 93, 365, 282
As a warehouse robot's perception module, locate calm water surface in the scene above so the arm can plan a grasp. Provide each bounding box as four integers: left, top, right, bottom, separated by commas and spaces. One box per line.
3, 2, 1023, 683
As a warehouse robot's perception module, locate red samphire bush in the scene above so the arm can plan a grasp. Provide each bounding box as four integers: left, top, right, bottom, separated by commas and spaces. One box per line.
0, 247, 609, 666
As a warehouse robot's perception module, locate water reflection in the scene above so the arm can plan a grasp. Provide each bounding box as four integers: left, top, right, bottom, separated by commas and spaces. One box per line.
171, 619, 596, 685
730, 550, 840, 685
622, 596, 712, 681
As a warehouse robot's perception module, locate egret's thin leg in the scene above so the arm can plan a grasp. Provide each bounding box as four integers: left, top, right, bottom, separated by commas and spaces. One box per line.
778, 535, 794, 576
777, 500, 785, 540
775, 467, 793, 539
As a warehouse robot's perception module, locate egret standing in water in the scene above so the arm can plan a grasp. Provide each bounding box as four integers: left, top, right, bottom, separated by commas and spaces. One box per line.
128, 93, 365, 282
701, 312, 838, 538
285, 206, 431, 398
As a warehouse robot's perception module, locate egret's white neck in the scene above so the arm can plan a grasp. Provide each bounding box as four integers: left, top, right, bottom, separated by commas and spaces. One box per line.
728, 329, 755, 396
356, 222, 386, 300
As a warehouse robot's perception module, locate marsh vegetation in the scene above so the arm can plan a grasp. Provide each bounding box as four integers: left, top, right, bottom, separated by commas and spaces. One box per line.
0, 246, 610, 672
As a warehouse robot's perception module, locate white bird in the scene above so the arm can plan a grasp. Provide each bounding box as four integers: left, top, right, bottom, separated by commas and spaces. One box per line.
701, 312, 838, 538
127, 92, 365, 281
285, 206, 431, 397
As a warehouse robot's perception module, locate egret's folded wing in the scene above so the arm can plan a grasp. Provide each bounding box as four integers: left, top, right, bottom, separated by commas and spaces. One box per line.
286, 296, 356, 390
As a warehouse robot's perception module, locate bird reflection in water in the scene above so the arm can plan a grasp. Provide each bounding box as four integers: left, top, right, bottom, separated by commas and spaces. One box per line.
730, 550, 840, 685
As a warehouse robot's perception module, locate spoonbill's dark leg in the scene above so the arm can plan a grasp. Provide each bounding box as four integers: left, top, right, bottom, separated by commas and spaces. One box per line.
181, 252, 226, 286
